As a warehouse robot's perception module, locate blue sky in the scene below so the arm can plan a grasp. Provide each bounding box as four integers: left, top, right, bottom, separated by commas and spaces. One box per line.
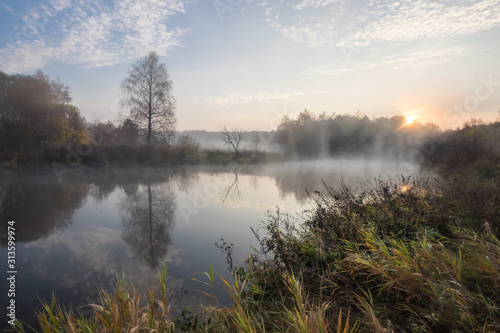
1, 0, 499, 131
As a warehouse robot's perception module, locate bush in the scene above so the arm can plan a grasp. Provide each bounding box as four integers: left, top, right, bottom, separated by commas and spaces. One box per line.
244, 175, 500, 332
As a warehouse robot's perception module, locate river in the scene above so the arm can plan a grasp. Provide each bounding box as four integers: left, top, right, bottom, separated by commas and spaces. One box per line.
0, 158, 420, 329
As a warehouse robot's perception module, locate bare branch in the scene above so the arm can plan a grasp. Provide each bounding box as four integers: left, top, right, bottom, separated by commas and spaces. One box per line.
221, 126, 245, 156
120, 51, 176, 144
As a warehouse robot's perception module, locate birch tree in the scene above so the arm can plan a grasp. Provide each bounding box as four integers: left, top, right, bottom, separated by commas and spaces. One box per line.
120, 51, 176, 144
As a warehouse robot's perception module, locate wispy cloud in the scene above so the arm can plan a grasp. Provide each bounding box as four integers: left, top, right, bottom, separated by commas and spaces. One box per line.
301, 45, 479, 76
388, 45, 480, 70
24, 225, 186, 294
264, 0, 347, 47
0, 0, 189, 72
338, 0, 500, 46
269, 21, 337, 47
263, 0, 500, 47
293, 0, 342, 10
205, 91, 325, 107
0, 1, 14, 12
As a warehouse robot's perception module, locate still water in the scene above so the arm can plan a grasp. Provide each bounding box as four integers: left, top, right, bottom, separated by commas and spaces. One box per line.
0, 159, 419, 328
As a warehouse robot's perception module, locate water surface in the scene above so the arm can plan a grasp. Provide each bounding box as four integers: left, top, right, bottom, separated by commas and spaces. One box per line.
0, 159, 419, 328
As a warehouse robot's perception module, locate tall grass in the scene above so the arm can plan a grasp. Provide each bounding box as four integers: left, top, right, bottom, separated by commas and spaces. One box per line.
14, 268, 175, 333
245, 173, 500, 332
15, 165, 500, 332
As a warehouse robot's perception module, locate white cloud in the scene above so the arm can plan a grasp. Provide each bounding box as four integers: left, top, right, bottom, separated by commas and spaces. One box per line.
205, 90, 325, 107
263, 0, 500, 47
293, 0, 341, 10
388, 45, 480, 69
269, 21, 337, 47
338, 0, 500, 46
263, 0, 347, 47
0, 2, 14, 12
0, 0, 189, 72
301, 45, 479, 76
23, 225, 186, 299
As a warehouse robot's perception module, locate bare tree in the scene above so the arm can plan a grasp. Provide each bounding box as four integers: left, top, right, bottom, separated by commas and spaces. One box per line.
120, 51, 176, 144
220, 172, 242, 204
221, 126, 244, 156
250, 132, 261, 153
120, 183, 176, 268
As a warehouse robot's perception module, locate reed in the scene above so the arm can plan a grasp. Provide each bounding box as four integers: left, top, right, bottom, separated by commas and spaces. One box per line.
16, 163, 500, 332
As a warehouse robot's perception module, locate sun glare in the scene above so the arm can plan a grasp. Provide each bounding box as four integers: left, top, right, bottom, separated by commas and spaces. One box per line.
400, 185, 412, 193
405, 116, 418, 125
395, 115, 419, 131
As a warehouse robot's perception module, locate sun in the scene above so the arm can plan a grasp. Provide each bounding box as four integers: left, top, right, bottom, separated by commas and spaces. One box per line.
405, 116, 418, 125
395, 115, 420, 131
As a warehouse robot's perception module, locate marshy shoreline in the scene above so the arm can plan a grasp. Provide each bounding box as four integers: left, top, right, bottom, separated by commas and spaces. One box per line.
4, 120, 500, 332
8, 150, 500, 332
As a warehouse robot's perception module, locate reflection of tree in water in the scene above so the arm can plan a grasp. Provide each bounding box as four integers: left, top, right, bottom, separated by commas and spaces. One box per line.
250, 175, 260, 191
87, 168, 197, 203
120, 183, 176, 269
220, 172, 242, 204
88, 170, 140, 203
89, 181, 117, 203
173, 171, 199, 193
270, 163, 357, 204
273, 168, 317, 204
270, 161, 411, 204
0, 176, 89, 244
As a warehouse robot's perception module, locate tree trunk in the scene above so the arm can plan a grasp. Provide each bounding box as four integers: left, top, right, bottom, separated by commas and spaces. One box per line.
148, 184, 153, 241
147, 105, 152, 144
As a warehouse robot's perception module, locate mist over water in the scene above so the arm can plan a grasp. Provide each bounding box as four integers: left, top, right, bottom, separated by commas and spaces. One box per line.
251, 158, 420, 202
0, 158, 423, 329
176, 130, 282, 152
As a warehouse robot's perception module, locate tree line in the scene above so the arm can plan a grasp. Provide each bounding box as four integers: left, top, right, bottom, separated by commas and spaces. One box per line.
0, 70, 88, 159
0, 51, 181, 167
0, 69, 145, 164
275, 109, 436, 157
1, 51, 498, 168
275, 109, 500, 163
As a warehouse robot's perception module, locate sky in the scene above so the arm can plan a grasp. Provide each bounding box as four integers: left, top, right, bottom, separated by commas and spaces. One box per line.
0, 0, 499, 131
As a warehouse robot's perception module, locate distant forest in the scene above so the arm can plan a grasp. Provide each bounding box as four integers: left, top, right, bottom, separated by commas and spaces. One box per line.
1, 70, 499, 168
274, 110, 500, 164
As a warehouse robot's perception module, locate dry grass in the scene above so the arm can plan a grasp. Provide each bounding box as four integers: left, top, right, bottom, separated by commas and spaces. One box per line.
14, 165, 500, 332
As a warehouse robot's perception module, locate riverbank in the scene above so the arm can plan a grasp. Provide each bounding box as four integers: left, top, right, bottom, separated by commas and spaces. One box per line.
239, 160, 500, 332
10, 151, 499, 332
0, 143, 289, 170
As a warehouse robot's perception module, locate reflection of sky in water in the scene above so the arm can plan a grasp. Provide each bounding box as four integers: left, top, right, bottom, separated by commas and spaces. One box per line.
0, 160, 421, 329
